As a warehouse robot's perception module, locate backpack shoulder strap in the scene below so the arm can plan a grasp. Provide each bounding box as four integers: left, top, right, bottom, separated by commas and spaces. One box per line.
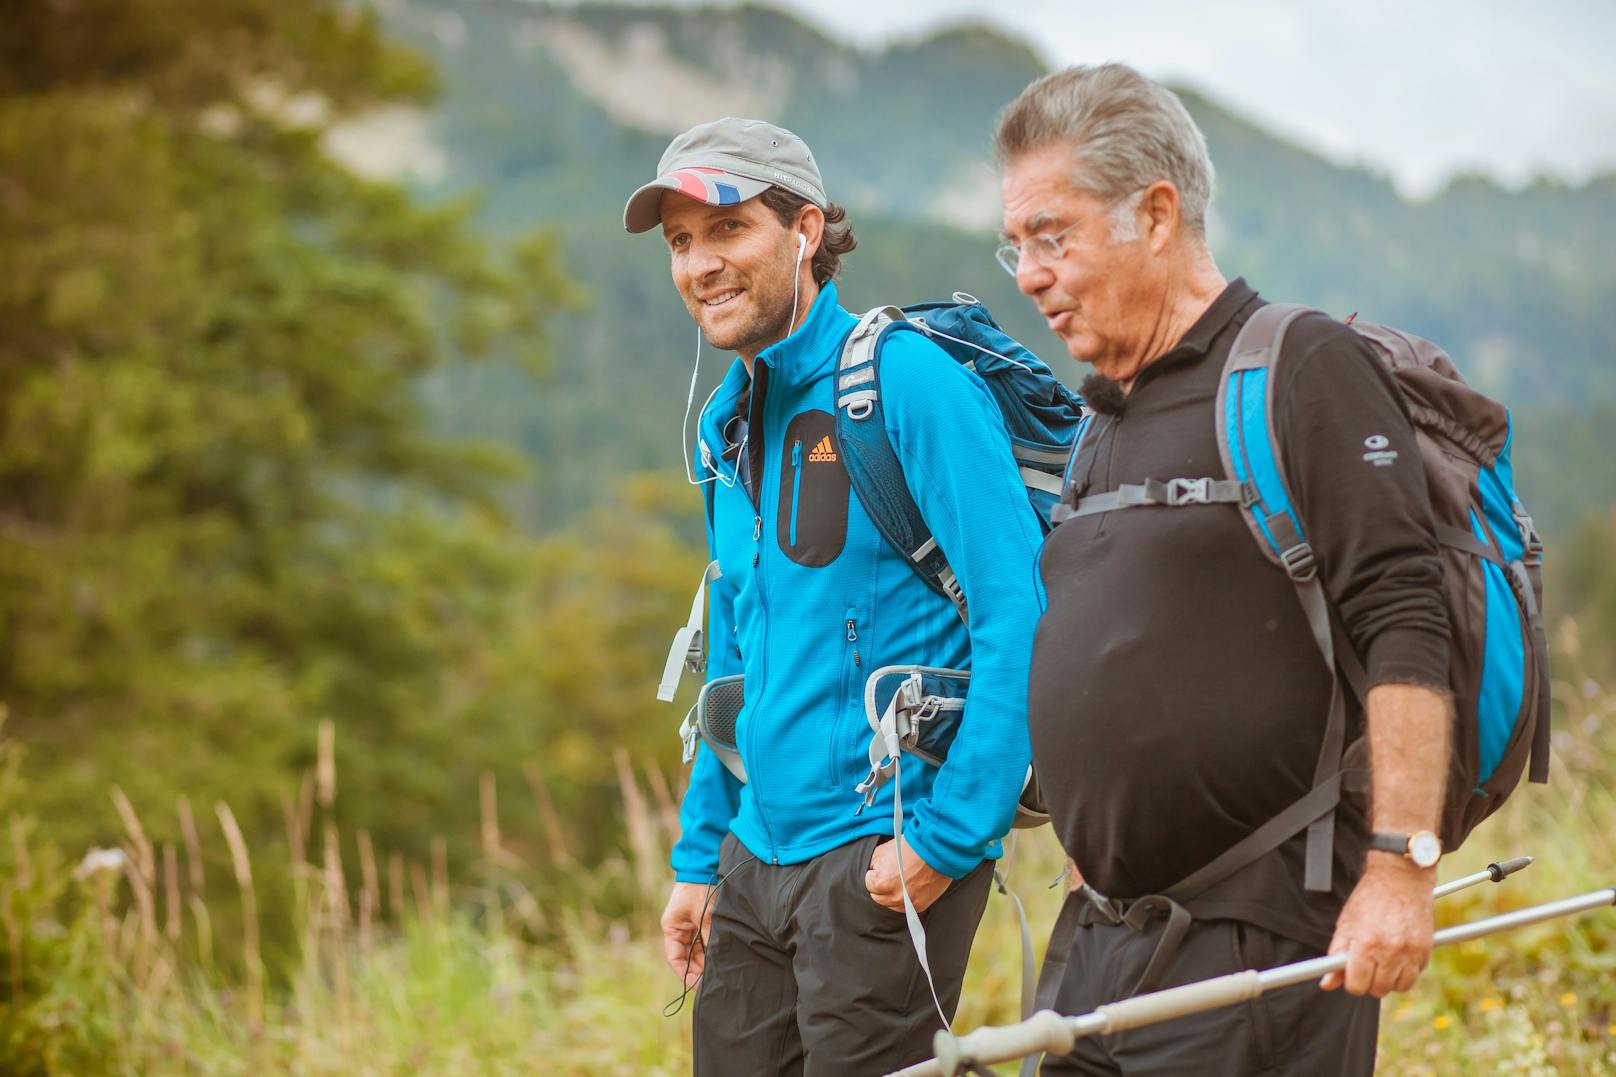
835, 306, 968, 619
657, 559, 721, 703
1210, 301, 1361, 894
1216, 302, 1316, 575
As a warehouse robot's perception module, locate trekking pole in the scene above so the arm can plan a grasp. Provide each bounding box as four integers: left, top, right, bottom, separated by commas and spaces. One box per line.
1432, 855, 1532, 898
889, 878, 1611, 1077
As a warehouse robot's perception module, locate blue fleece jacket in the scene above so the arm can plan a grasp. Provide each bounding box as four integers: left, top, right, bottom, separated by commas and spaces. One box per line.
670, 282, 1043, 882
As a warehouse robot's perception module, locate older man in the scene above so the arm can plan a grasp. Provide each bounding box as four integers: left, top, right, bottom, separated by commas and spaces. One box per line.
996, 66, 1451, 1074
626, 118, 1044, 1074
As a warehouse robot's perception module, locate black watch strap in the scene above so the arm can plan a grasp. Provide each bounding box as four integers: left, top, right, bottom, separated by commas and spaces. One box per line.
1368, 832, 1411, 855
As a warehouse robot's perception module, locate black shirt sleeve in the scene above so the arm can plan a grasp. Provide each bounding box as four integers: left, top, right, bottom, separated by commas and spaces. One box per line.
1273, 315, 1450, 691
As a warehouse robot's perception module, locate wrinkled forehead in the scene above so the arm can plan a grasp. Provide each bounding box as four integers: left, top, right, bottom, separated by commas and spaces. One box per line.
999, 145, 1098, 237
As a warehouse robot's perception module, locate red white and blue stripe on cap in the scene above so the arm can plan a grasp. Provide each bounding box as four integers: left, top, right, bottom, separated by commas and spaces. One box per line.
624, 161, 775, 232
668, 166, 745, 205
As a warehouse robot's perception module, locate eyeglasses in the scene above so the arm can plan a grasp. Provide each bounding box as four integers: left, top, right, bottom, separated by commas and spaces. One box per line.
995, 217, 1086, 277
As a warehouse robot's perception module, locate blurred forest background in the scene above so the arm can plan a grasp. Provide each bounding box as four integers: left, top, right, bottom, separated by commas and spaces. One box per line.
2, 0, 1613, 1072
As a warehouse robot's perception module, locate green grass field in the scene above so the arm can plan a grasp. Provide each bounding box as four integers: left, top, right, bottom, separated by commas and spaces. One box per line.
3, 653, 1613, 1075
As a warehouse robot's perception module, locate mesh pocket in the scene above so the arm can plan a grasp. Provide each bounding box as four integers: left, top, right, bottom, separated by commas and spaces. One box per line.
700, 677, 745, 752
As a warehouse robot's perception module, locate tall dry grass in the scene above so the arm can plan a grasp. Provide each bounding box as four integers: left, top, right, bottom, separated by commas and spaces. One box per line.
1, 655, 1613, 1074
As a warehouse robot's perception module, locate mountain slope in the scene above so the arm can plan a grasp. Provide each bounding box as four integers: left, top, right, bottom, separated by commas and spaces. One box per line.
368, 0, 1616, 532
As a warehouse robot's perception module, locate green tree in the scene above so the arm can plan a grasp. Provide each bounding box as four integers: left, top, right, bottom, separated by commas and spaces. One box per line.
0, 0, 604, 878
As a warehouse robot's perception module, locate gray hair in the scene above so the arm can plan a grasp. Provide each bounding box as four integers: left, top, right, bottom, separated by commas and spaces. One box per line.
993, 63, 1214, 238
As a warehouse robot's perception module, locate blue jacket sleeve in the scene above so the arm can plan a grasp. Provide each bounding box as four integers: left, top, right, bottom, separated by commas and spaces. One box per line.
669, 500, 744, 884
877, 334, 1044, 877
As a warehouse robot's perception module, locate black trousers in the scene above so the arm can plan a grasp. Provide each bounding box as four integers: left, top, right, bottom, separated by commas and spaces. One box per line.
692, 832, 994, 1076
1039, 896, 1380, 1076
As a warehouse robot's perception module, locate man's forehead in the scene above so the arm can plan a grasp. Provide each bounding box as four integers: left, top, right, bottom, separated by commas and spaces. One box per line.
1000, 152, 1095, 236
1000, 194, 1090, 239
659, 188, 764, 231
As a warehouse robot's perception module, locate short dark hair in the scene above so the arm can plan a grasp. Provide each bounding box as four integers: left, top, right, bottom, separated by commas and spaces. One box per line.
759, 188, 856, 286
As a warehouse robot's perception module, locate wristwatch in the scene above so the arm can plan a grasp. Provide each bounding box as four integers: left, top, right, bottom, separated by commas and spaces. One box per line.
1369, 830, 1443, 869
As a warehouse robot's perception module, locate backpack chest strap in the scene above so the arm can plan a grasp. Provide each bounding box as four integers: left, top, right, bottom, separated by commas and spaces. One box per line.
1053, 476, 1254, 523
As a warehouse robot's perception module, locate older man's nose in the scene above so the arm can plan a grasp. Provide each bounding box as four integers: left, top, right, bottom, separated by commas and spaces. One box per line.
1014, 256, 1053, 296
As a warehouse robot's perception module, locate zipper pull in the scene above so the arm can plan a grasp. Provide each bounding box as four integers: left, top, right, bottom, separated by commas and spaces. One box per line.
792, 440, 802, 468
846, 619, 857, 642
753, 515, 762, 541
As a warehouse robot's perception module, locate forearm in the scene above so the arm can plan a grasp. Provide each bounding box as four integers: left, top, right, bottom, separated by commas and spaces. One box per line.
1326, 682, 1449, 997
1365, 682, 1451, 837
879, 342, 1044, 874
670, 744, 742, 882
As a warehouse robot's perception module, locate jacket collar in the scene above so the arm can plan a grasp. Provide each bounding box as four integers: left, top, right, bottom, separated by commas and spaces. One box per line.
697, 282, 855, 474
1128, 278, 1260, 392
755, 280, 857, 383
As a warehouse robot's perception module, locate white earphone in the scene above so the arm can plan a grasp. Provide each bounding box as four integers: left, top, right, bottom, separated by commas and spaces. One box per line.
796, 232, 807, 261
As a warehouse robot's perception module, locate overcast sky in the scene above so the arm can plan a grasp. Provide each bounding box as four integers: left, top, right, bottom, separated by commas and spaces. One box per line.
638, 0, 1616, 198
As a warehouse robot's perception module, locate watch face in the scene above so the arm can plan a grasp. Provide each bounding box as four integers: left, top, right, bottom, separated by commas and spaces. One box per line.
1409, 831, 1442, 868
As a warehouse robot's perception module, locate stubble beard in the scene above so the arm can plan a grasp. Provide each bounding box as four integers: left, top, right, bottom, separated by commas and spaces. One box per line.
691, 252, 798, 357
711, 300, 792, 357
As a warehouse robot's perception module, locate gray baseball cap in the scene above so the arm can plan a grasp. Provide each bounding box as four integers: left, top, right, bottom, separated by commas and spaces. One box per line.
623, 117, 827, 234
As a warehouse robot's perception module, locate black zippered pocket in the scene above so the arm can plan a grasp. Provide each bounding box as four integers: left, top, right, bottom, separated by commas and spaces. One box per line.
777, 409, 849, 567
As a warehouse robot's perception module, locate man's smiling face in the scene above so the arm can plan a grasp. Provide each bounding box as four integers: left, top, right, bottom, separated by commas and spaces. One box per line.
662, 191, 803, 360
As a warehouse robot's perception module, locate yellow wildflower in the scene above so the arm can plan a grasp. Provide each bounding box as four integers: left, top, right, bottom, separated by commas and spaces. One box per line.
1559, 992, 1577, 1006
1479, 997, 1502, 1012
1432, 1015, 1451, 1030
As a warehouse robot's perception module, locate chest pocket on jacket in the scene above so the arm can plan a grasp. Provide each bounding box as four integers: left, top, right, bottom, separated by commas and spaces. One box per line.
777, 409, 850, 567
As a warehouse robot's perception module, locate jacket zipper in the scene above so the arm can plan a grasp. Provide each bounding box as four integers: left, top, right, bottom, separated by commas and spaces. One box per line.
742, 363, 780, 862
789, 439, 803, 548
832, 611, 862, 787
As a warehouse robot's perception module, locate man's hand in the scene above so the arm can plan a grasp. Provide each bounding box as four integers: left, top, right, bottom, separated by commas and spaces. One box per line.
865, 837, 953, 913
1320, 855, 1435, 996
661, 881, 716, 988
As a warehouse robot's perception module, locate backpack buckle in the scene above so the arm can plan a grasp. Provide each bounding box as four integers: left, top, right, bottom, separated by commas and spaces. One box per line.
1280, 541, 1317, 581
1513, 505, 1544, 559
1166, 477, 1212, 505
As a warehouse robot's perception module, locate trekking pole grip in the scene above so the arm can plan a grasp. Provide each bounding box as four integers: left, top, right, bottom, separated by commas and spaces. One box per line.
889, 1011, 1075, 1077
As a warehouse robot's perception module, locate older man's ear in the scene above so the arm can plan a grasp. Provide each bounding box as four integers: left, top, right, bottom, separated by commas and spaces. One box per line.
1141, 181, 1181, 253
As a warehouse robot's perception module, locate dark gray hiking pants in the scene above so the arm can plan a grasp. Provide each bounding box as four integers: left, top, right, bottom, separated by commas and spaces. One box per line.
692, 831, 994, 1076
1038, 896, 1380, 1076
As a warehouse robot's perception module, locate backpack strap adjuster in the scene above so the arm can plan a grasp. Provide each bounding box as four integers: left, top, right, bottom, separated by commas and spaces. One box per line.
1512, 502, 1544, 560
1279, 541, 1317, 582
937, 566, 968, 619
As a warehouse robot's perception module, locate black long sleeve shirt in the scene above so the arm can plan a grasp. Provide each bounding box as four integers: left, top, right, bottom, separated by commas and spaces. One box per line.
1029, 279, 1450, 949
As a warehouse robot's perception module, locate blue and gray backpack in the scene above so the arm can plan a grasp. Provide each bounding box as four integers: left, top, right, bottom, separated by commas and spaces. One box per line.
833, 294, 1085, 617
1056, 303, 1550, 899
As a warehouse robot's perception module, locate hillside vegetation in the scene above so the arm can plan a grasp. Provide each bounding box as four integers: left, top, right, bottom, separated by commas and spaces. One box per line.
378, 0, 1616, 533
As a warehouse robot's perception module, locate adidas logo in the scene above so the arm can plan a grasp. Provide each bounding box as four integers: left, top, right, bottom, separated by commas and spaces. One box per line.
808, 436, 837, 463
